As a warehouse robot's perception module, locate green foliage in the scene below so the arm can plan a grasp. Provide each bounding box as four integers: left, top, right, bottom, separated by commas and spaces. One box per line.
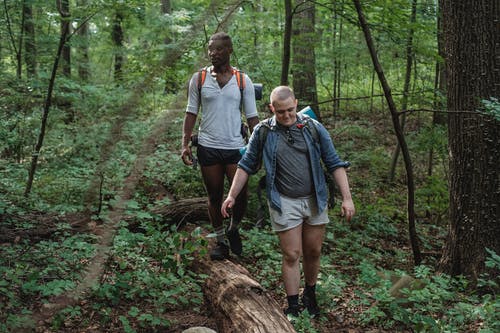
0, 1, 495, 332
89, 224, 207, 331
353, 261, 499, 332
480, 97, 500, 121
0, 232, 96, 331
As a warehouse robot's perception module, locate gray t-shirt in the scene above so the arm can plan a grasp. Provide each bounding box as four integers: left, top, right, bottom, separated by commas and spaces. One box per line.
275, 123, 314, 197
185, 68, 258, 150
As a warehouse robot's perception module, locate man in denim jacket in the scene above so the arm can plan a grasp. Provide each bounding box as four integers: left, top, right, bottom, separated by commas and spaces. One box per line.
221, 86, 355, 317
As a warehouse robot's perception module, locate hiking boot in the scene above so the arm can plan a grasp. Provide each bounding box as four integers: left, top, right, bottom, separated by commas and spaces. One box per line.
302, 292, 320, 317
209, 242, 229, 260
284, 305, 302, 317
226, 228, 242, 256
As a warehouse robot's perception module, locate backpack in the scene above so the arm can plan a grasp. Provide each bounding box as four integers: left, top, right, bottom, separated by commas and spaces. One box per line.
256, 114, 319, 154
197, 66, 246, 111
254, 113, 336, 226
196, 66, 249, 141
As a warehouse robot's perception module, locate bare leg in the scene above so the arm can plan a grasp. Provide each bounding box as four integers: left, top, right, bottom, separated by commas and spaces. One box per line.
302, 223, 325, 286
301, 223, 325, 316
278, 224, 303, 296
200, 163, 225, 232
225, 163, 248, 230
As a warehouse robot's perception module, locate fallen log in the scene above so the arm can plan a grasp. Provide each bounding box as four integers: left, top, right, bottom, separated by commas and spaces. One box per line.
152, 197, 209, 226
196, 259, 296, 333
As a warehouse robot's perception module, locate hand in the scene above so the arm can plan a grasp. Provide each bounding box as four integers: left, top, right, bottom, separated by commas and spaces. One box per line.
181, 146, 193, 166
221, 196, 235, 218
340, 198, 355, 222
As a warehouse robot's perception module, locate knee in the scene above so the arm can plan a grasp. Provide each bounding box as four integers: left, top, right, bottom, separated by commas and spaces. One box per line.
206, 193, 222, 207
282, 248, 301, 265
303, 246, 321, 261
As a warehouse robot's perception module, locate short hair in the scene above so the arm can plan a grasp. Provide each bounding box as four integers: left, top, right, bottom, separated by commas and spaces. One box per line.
210, 32, 233, 48
270, 86, 295, 106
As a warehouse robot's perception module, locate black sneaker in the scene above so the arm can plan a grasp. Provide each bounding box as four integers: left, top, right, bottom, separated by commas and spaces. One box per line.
209, 242, 229, 260
302, 292, 320, 317
284, 305, 302, 317
226, 228, 242, 256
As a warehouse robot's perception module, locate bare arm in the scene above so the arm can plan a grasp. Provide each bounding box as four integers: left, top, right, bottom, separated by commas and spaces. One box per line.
181, 112, 197, 165
332, 167, 355, 222
221, 168, 250, 217
247, 116, 259, 133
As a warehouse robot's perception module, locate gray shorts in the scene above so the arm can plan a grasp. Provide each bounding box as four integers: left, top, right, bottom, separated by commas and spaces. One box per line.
268, 195, 329, 232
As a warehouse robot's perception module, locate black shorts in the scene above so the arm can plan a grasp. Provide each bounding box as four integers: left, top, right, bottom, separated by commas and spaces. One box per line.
196, 145, 242, 167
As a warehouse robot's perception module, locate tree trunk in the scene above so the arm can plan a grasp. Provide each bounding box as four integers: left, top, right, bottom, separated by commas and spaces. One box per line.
332, 3, 343, 116
76, 0, 90, 81
112, 11, 124, 82
61, 0, 71, 77
292, 0, 319, 118
438, 0, 500, 281
353, 0, 421, 266
388, 0, 417, 182
25, 4, 70, 197
23, 0, 36, 78
196, 259, 296, 333
280, 0, 292, 86
160, 0, 171, 14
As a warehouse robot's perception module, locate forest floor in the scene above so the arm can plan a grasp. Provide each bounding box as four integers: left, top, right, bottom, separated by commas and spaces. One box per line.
3, 212, 409, 333
0, 107, 412, 333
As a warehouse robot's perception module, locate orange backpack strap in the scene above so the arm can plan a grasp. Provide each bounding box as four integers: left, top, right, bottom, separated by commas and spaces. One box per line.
232, 67, 245, 111
197, 67, 245, 111
197, 67, 208, 106
197, 67, 208, 90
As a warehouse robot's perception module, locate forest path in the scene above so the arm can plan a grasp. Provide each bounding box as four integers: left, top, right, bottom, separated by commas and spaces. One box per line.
30, 107, 183, 327
28, 2, 242, 328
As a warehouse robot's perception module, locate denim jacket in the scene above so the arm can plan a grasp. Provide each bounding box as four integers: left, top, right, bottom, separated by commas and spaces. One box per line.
238, 114, 350, 214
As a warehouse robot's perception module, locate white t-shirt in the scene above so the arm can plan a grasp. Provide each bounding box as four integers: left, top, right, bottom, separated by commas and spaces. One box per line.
186, 68, 258, 149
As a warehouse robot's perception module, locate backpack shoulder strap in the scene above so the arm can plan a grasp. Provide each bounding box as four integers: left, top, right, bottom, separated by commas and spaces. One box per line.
257, 118, 273, 160
301, 115, 320, 143
232, 67, 245, 112
197, 67, 209, 106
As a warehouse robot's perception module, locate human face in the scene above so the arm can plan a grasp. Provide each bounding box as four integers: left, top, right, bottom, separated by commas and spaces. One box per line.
270, 97, 298, 127
208, 39, 232, 67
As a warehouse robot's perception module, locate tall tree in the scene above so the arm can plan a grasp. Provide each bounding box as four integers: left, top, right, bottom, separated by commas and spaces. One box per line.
76, 0, 90, 81
112, 10, 124, 82
438, 0, 500, 280
353, 0, 421, 265
23, 0, 36, 78
332, 1, 343, 115
280, 0, 292, 85
291, 0, 319, 117
61, 0, 71, 77
25, 0, 70, 196
4, 0, 23, 78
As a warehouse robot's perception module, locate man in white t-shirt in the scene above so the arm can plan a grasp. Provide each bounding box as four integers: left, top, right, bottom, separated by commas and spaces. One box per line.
181, 32, 259, 260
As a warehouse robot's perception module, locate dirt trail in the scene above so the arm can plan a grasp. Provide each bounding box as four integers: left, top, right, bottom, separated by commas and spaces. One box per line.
28, 3, 243, 327
30, 108, 181, 327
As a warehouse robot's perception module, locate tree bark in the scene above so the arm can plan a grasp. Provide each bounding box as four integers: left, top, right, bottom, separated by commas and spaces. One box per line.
196, 259, 296, 333
353, 0, 421, 265
23, 0, 36, 78
76, 0, 90, 81
112, 11, 124, 82
280, 0, 292, 86
292, 0, 319, 118
61, 0, 71, 77
438, 0, 500, 281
